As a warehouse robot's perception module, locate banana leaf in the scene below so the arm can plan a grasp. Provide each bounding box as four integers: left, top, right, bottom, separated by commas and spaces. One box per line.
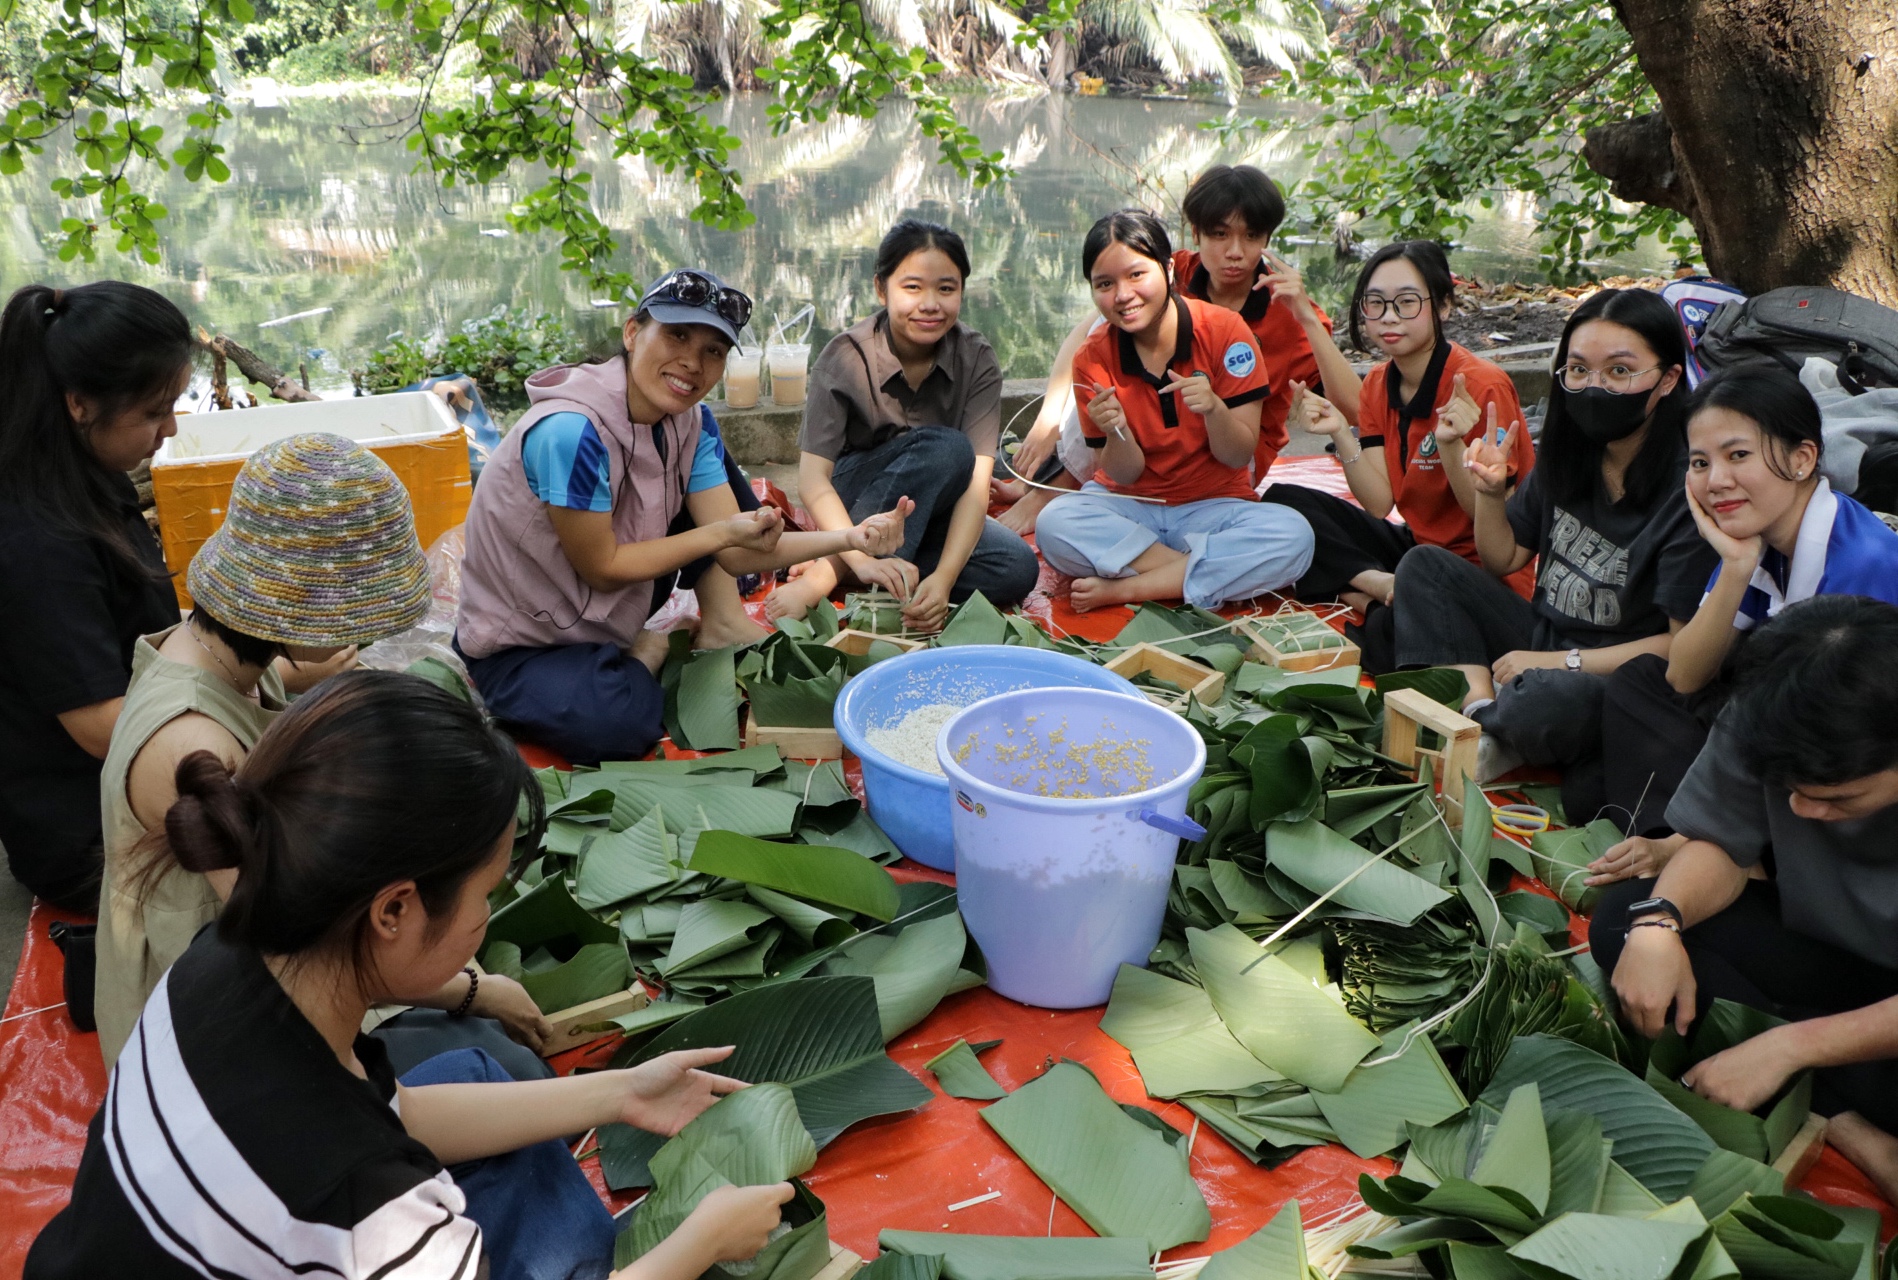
1181, 1095, 1325, 1166
823, 911, 970, 1040
1529, 820, 1624, 915
1506, 1212, 1707, 1280
1497, 890, 1573, 942
659, 899, 775, 975
978, 1061, 1211, 1251
630, 1083, 817, 1256
1689, 1149, 1786, 1218
1311, 1023, 1467, 1158
1480, 1035, 1714, 1201
875, 1232, 1153, 1280
611, 997, 705, 1037
1600, 1161, 1666, 1218
485, 874, 622, 951
600, 976, 931, 1189
1325, 783, 1433, 838
518, 941, 632, 1013
936, 593, 1009, 646
1097, 963, 1281, 1098
797, 805, 902, 864
742, 640, 848, 729
1711, 1195, 1860, 1280
1189, 924, 1379, 1092
767, 760, 857, 810
748, 886, 857, 948
1376, 667, 1470, 711
861, 1254, 944, 1280
1201, 1199, 1313, 1280
1350, 1218, 1494, 1260
1646, 1001, 1814, 1164
924, 1039, 1006, 1100
1239, 716, 1335, 826
676, 645, 743, 750
688, 830, 899, 921
1266, 818, 1452, 924
576, 808, 679, 910
613, 780, 801, 838
1235, 662, 1364, 698
1471, 1085, 1551, 1216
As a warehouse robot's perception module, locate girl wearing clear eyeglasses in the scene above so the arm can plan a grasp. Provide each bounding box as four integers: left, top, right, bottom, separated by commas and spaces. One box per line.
1258, 241, 1537, 671
456, 268, 912, 765
1391, 287, 1719, 817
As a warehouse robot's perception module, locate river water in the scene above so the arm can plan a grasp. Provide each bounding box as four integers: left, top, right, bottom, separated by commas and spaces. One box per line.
0, 91, 1667, 391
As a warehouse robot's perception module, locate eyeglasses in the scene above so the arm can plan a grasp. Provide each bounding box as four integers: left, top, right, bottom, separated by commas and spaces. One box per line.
645, 269, 753, 332
1557, 363, 1663, 394
1358, 293, 1427, 321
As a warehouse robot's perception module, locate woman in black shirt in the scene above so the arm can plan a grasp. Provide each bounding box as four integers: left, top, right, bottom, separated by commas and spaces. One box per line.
1392, 288, 1718, 821
28, 671, 791, 1280
0, 282, 193, 909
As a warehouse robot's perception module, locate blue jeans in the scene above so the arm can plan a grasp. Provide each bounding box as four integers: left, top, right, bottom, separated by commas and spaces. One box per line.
1035, 484, 1315, 608
400, 1049, 618, 1280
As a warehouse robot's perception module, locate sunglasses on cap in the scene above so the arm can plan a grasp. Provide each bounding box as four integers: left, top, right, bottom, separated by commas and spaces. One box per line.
640, 269, 753, 334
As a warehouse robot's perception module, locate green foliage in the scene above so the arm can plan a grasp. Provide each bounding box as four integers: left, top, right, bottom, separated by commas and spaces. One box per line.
358, 306, 583, 411
1223, 0, 1700, 282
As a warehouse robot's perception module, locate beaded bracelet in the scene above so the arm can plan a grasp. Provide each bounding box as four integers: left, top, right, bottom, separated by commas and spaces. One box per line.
451, 967, 479, 1017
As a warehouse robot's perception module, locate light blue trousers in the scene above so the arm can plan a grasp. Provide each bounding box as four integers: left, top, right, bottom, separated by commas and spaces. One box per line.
1035, 484, 1315, 608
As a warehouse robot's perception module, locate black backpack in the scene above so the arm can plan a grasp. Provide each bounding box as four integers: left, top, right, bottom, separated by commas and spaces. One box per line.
1698, 286, 1898, 393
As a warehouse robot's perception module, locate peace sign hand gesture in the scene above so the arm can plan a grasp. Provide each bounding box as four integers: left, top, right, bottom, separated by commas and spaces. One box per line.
1464, 403, 1521, 497
1161, 369, 1219, 416
1435, 373, 1482, 449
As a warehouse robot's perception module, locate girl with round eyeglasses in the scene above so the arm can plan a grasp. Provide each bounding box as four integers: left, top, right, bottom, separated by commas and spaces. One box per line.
1390, 287, 1721, 822
1259, 240, 1537, 672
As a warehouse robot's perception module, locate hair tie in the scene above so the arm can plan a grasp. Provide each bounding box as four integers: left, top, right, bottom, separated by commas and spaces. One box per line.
45, 289, 63, 319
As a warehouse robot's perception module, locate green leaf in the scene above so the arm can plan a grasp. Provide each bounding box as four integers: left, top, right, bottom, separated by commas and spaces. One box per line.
1324, 784, 1432, 838
979, 1061, 1210, 1252
630, 1083, 816, 1257
519, 941, 631, 1013
936, 592, 1008, 646
486, 874, 621, 951
601, 977, 930, 1189
611, 998, 705, 1037
659, 899, 774, 975
1312, 1023, 1467, 1158
1480, 1036, 1714, 1201
1688, 1149, 1785, 1218
677, 646, 742, 750
1545, 1111, 1610, 1217
1189, 924, 1379, 1093
826, 911, 969, 1041
576, 809, 678, 910
1599, 1161, 1665, 1218
925, 1039, 1006, 1099
1507, 1212, 1706, 1280
876, 1232, 1152, 1280
1528, 821, 1623, 915
1099, 964, 1282, 1099
860, 1254, 944, 1280
689, 830, 899, 920
1266, 818, 1452, 925
615, 781, 800, 837
1201, 1199, 1305, 1280
1471, 1084, 1550, 1215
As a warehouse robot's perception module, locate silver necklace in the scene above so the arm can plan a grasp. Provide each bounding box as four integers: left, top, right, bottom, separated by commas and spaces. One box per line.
186, 620, 244, 687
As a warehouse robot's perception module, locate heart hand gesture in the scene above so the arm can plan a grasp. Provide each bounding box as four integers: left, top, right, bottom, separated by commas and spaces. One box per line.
1435, 373, 1481, 449
1290, 380, 1349, 438
1161, 369, 1219, 416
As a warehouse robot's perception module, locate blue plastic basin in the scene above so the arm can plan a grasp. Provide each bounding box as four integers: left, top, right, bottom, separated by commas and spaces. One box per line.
833, 645, 1140, 870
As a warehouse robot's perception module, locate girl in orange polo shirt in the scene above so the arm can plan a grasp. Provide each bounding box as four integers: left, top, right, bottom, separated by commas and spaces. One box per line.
1259, 240, 1536, 670
1034, 210, 1316, 612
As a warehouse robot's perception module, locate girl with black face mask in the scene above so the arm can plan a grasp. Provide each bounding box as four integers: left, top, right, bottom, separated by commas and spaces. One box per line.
1390, 288, 1719, 821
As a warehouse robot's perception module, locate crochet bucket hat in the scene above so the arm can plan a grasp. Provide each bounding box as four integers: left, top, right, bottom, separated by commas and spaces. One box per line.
186, 432, 432, 647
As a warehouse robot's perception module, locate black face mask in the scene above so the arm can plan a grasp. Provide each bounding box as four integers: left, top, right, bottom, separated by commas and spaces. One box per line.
1563, 385, 1651, 443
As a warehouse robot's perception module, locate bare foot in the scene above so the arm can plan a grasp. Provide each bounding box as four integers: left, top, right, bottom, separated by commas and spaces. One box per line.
1069, 576, 1132, 613
1353, 569, 1396, 606
764, 575, 827, 622
990, 477, 1027, 503
628, 627, 673, 675
1340, 590, 1374, 615
696, 609, 771, 649
1823, 1113, 1898, 1202
998, 486, 1055, 536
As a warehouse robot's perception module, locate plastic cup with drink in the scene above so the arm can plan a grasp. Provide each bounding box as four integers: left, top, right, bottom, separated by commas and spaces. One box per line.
764, 304, 816, 407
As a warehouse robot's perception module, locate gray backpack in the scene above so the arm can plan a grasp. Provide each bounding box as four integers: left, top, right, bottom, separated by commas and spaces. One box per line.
1698, 286, 1898, 393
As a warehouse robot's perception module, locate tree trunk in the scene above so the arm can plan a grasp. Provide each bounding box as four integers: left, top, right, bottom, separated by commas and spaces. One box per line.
1595, 0, 1898, 304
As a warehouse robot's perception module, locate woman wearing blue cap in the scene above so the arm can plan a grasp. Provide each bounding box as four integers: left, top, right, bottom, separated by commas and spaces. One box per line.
457, 269, 912, 764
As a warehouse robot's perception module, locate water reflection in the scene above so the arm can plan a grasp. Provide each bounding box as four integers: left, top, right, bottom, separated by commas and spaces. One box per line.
0, 92, 1666, 390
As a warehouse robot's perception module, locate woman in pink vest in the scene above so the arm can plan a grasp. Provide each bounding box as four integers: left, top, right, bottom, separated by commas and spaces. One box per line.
457, 269, 911, 763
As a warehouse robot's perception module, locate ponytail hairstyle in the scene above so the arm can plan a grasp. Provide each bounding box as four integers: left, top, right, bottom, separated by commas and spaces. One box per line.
1685, 365, 1825, 482
1081, 209, 1173, 282
1538, 287, 1690, 512
874, 219, 972, 284
1346, 240, 1455, 354
157, 670, 541, 969
0, 282, 193, 569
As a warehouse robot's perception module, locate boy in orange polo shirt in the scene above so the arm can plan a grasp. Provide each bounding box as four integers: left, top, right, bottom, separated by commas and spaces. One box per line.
1034, 211, 1315, 612
998, 166, 1361, 534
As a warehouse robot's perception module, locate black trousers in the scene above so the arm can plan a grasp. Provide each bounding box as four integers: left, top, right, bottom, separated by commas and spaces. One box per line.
1597, 653, 1721, 835
831, 425, 1041, 607
1591, 877, 1898, 1131
1258, 484, 1415, 598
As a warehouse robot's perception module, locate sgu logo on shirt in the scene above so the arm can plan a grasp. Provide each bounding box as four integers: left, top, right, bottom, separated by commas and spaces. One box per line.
1222, 342, 1257, 379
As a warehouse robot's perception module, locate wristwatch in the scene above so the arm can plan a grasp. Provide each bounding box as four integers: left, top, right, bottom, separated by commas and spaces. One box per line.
1625, 896, 1683, 929
1564, 648, 1583, 672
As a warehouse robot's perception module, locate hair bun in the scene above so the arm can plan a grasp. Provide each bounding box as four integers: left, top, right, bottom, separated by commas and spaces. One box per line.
166, 751, 252, 874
